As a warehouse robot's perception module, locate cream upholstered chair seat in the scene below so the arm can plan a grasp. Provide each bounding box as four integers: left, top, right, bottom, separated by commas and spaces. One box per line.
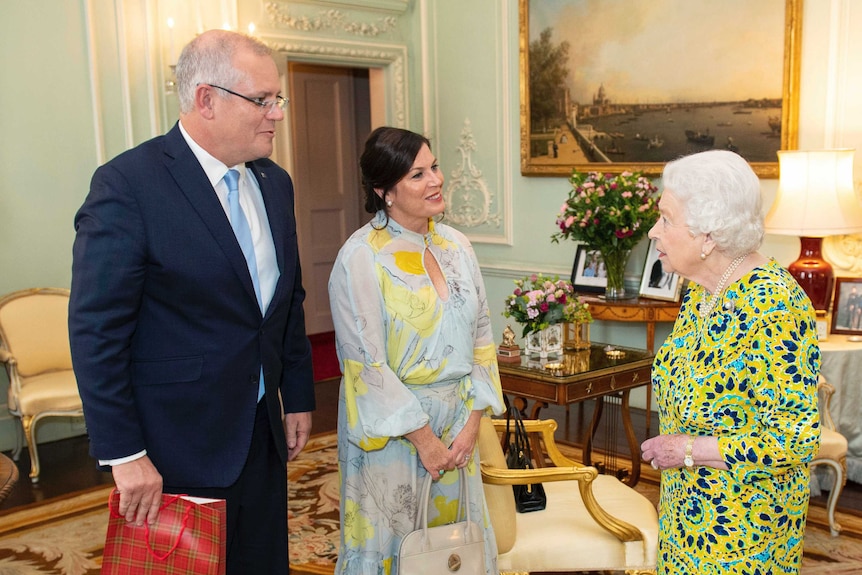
477, 417, 658, 574
811, 376, 848, 536
12, 370, 82, 413
0, 288, 84, 483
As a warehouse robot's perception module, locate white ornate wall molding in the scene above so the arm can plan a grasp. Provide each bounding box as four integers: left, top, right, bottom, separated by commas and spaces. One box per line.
280, 0, 408, 14
265, 2, 398, 37
427, 0, 513, 246
824, 178, 862, 274
261, 34, 408, 127
824, 230, 862, 275
444, 119, 501, 229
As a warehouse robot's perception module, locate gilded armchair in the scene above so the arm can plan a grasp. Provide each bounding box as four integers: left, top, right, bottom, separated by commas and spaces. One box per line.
477, 417, 658, 574
0, 288, 84, 483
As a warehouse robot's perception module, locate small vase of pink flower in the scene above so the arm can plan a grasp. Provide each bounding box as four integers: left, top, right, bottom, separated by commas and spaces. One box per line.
502, 274, 592, 358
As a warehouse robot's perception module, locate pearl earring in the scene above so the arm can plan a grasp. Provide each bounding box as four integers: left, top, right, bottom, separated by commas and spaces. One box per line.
386, 199, 393, 207
700, 252, 707, 260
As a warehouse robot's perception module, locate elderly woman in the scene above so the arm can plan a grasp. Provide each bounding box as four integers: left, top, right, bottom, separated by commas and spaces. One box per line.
640, 150, 820, 574
329, 127, 505, 574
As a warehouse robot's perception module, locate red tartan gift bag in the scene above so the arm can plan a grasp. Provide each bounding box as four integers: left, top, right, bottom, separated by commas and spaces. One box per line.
102, 489, 226, 575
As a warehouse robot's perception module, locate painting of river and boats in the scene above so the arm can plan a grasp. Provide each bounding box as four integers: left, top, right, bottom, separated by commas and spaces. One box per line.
580, 103, 781, 164
519, 0, 801, 178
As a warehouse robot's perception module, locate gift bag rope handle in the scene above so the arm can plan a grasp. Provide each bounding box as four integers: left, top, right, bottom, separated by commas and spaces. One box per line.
108, 489, 194, 561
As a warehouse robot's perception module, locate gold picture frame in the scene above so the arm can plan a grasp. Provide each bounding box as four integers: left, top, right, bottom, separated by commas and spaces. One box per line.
519, 0, 801, 178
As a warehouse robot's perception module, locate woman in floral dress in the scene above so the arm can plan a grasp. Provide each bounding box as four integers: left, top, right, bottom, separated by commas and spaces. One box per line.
640, 150, 820, 574
329, 127, 505, 574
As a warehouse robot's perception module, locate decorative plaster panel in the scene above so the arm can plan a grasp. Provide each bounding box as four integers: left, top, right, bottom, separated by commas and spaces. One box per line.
262, 36, 407, 126
265, 2, 398, 37
824, 177, 862, 275
445, 119, 501, 228
282, 0, 409, 13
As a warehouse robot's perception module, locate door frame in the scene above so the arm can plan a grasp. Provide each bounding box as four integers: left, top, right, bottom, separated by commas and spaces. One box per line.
265, 35, 409, 175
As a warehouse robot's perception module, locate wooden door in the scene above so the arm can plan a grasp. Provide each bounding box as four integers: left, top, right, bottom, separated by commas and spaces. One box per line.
289, 63, 367, 334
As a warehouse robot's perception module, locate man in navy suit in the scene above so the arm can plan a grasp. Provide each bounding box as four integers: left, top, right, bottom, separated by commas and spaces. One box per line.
69, 29, 314, 574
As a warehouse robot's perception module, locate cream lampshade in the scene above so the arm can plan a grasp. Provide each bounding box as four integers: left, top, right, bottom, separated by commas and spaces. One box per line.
765, 149, 862, 310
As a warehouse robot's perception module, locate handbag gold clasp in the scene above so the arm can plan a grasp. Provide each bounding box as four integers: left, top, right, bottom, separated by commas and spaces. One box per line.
448, 553, 462, 571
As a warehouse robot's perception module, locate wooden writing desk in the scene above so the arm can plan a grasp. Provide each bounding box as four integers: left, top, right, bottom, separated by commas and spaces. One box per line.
499, 343, 653, 486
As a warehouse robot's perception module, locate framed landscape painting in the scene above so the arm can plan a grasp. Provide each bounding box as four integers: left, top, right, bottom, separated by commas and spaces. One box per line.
519, 0, 801, 177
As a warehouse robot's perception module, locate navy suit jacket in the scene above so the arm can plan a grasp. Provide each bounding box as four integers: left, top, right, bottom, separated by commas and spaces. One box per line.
69, 123, 315, 488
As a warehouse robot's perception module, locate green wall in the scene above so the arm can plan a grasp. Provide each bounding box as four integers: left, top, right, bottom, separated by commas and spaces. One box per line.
0, 1, 96, 294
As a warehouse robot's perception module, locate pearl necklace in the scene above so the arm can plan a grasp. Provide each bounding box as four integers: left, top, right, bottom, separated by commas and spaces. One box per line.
698, 254, 748, 320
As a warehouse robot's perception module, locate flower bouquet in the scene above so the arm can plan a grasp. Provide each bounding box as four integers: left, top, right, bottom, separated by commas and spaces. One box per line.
502, 274, 592, 339
551, 170, 660, 299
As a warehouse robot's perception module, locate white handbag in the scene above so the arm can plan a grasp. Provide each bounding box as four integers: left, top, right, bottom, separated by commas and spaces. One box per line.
398, 468, 486, 574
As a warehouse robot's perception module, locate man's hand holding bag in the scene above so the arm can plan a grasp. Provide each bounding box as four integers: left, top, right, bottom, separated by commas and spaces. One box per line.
101, 489, 226, 575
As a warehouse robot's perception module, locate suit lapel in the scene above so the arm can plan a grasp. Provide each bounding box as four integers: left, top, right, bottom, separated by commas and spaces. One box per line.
163, 125, 261, 309
248, 162, 286, 316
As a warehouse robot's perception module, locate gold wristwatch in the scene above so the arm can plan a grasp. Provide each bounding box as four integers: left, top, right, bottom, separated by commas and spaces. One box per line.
684, 435, 696, 468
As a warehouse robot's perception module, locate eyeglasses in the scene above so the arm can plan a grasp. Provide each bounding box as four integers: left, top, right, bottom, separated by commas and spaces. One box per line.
205, 84, 288, 112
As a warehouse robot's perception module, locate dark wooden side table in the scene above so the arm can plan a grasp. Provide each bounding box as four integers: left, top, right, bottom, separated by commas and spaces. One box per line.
578, 295, 680, 437
498, 343, 653, 486
0, 452, 19, 505
578, 295, 680, 354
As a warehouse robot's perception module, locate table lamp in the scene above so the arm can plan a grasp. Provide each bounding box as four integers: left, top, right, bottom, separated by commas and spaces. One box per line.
764, 149, 862, 311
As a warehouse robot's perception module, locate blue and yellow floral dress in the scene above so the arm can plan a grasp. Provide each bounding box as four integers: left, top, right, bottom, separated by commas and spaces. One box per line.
653, 259, 820, 574
329, 211, 505, 575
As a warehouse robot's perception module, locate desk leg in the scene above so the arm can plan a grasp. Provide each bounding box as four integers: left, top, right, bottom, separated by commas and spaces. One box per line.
621, 390, 641, 487
583, 397, 603, 468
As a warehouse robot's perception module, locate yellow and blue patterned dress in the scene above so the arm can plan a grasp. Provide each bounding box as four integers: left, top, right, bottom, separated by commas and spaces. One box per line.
329, 211, 505, 575
653, 259, 820, 574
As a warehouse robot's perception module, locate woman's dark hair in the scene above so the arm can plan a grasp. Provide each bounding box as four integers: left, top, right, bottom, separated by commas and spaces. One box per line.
359, 127, 431, 215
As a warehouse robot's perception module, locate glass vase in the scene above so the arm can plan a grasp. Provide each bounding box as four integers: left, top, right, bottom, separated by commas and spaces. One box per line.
601, 248, 632, 300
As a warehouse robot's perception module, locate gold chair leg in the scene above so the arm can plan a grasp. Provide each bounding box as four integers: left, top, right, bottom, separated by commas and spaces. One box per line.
21, 415, 41, 483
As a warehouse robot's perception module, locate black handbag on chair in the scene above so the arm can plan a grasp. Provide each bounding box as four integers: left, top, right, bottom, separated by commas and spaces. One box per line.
504, 406, 547, 513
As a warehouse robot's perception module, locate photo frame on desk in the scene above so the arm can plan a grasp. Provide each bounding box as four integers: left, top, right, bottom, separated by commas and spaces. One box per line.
571, 245, 606, 293
830, 277, 862, 336
638, 239, 684, 302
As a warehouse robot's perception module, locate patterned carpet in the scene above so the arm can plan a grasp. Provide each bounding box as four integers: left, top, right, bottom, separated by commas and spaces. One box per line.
1, 433, 862, 574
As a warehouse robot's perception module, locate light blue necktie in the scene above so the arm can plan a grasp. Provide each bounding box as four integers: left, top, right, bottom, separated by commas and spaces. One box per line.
224, 169, 265, 400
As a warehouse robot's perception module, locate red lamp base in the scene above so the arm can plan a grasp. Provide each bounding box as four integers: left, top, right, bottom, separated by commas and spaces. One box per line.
787, 237, 834, 312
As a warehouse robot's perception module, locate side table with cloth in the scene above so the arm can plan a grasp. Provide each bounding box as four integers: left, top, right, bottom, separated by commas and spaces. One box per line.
819, 339, 862, 483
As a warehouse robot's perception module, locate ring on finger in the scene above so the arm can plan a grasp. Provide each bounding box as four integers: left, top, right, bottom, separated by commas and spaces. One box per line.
438, 469, 446, 476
